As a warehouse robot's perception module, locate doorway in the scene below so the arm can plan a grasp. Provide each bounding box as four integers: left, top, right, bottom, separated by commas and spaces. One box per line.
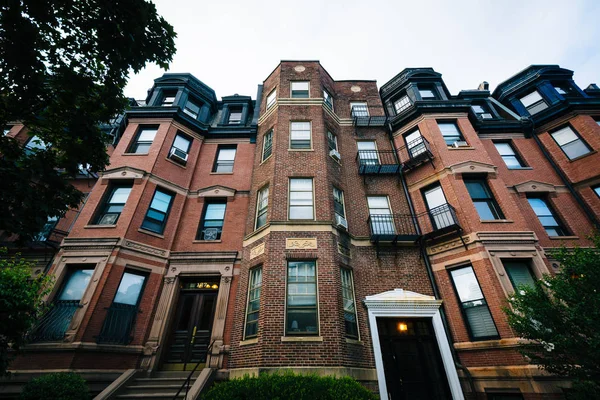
162, 280, 219, 371
377, 317, 452, 400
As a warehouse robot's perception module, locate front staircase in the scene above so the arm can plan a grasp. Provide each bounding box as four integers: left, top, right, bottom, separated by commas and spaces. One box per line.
95, 368, 216, 400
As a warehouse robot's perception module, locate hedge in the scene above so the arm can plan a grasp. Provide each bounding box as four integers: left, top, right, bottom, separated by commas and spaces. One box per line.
20, 372, 89, 400
202, 372, 377, 400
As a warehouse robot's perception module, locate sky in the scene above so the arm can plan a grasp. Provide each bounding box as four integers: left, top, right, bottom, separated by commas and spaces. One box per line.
124, 0, 600, 101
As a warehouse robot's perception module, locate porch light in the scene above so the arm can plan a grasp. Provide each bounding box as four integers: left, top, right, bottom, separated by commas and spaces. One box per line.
211, 284, 219, 289
397, 322, 408, 332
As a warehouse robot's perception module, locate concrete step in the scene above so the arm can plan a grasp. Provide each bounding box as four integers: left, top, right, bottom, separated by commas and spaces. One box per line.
152, 371, 200, 379
121, 384, 187, 395
130, 377, 188, 387
115, 394, 185, 399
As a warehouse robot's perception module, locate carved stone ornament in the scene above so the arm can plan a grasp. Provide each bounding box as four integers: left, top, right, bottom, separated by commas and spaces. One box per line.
164, 277, 175, 284
286, 238, 317, 250
250, 243, 265, 259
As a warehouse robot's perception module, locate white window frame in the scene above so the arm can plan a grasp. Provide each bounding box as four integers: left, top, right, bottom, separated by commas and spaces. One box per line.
266, 89, 277, 109
261, 129, 273, 162
289, 121, 312, 150
288, 178, 314, 220
323, 89, 334, 111
291, 81, 310, 98
255, 186, 269, 230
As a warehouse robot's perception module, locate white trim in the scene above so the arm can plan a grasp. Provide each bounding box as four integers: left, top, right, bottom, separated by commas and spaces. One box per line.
364, 289, 464, 400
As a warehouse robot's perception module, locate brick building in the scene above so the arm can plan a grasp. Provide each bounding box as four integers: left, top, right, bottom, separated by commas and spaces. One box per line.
3, 62, 600, 400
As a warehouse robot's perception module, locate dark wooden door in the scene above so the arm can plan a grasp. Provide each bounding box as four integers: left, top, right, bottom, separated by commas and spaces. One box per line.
164, 292, 217, 368
377, 318, 452, 400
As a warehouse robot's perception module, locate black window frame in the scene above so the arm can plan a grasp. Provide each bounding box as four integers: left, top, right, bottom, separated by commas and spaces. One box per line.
127, 126, 158, 154
341, 267, 359, 339
262, 129, 273, 161
196, 199, 227, 241
437, 120, 464, 146
92, 183, 133, 225
449, 265, 500, 341
227, 106, 243, 124
244, 266, 262, 339
212, 145, 237, 173
183, 97, 201, 119
464, 176, 504, 220
327, 130, 338, 152
140, 187, 175, 234
502, 259, 536, 291
471, 104, 493, 119
519, 90, 548, 115
493, 141, 527, 169
160, 90, 177, 106
418, 85, 438, 100
526, 196, 568, 237
255, 186, 269, 230
333, 186, 345, 218
549, 124, 592, 161
286, 260, 319, 336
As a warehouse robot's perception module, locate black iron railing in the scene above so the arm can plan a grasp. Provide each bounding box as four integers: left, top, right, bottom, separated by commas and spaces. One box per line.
367, 214, 419, 243
356, 150, 401, 175
96, 303, 140, 345
173, 339, 217, 400
29, 300, 81, 342
351, 105, 388, 127
396, 136, 434, 171
417, 203, 461, 239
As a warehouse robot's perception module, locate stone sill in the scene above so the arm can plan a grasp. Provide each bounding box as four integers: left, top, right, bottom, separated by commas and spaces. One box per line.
280, 336, 323, 343
209, 172, 233, 175
345, 338, 363, 345
239, 337, 259, 346
508, 167, 533, 170
138, 228, 165, 239
84, 224, 117, 229
447, 146, 475, 150
454, 337, 523, 351
288, 149, 315, 152
122, 153, 148, 156
480, 219, 514, 223
193, 240, 222, 243
568, 150, 597, 163
165, 157, 187, 169
22, 342, 144, 354
549, 236, 579, 240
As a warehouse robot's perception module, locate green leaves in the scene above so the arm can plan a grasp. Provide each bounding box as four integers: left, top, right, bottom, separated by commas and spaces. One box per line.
0, 249, 53, 376
0, 0, 176, 239
504, 235, 600, 398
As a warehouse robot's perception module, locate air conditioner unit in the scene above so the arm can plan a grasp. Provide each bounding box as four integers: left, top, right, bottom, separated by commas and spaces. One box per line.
453, 141, 469, 148
329, 149, 341, 161
335, 214, 348, 230
169, 147, 189, 164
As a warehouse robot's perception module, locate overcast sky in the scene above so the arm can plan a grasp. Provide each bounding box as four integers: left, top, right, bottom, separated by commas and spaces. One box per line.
124, 0, 600, 101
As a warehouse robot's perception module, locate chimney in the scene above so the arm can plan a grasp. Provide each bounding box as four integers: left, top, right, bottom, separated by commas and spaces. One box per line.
478, 81, 489, 91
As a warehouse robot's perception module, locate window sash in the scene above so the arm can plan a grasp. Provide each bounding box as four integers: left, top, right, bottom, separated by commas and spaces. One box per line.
357, 141, 378, 165
350, 102, 368, 118
551, 126, 590, 160
519, 91, 548, 114
141, 189, 174, 233
228, 108, 242, 124
184, 100, 200, 119
327, 131, 338, 151
256, 187, 269, 229
419, 88, 437, 99
494, 142, 524, 168
286, 261, 318, 335
291, 82, 309, 98
333, 187, 345, 218
266, 90, 277, 109
503, 261, 536, 290
262, 130, 273, 161
96, 185, 132, 225
341, 269, 358, 339
113, 272, 146, 306
290, 122, 311, 149
172, 134, 191, 153
465, 179, 503, 220
245, 267, 263, 338
527, 198, 566, 236
323, 90, 333, 109
198, 202, 227, 240
405, 130, 426, 158
450, 266, 499, 340
289, 178, 314, 220
438, 122, 463, 146
214, 147, 237, 172
394, 95, 411, 114
130, 128, 157, 154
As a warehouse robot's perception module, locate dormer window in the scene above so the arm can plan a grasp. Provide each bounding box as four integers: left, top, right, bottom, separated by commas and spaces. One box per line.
184, 98, 201, 119
161, 91, 177, 106
519, 90, 548, 115
393, 95, 411, 114
228, 107, 242, 124
472, 105, 493, 119
554, 86, 567, 95
418, 86, 438, 100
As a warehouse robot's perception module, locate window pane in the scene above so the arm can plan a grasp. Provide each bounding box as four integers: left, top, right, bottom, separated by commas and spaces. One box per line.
520, 91, 543, 108
424, 185, 447, 209
173, 135, 191, 152
289, 207, 313, 219
464, 303, 498, 339
218, 148, 236, 161
494, 143, 514, 156
562, 140, 590, 159
292, 82, 309, 91
59, 269, 94, 301
151, 191, 173, 212
503, 156, 523, 169
419, 89, 436, 98
474, 202, 496, 220
205, 203, 226, 220
109, 187, 132, 204
450, 267, 483, 302
138, 129, 157, 142
503, 261, 536, 289
290, 178, 312, 191
527, 198, 550, 216
357, 141, 376, 151
367, 196, 390, 211
113, 273, 146, 305
267, 90, 276, 108
464, 180, 489, 199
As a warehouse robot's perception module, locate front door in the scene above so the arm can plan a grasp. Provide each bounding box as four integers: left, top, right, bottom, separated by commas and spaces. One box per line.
377, 318, 452, 400
162, 281, 218, 370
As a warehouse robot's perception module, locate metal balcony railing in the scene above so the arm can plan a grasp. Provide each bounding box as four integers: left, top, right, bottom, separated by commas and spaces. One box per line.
351, 105, 388, 127
417, 203, 462, 240
396, 136, 434, 171
368, 214, 420, 243
29, 300, 81, 342
96, 303, 140, 345
356, 150, 401, 175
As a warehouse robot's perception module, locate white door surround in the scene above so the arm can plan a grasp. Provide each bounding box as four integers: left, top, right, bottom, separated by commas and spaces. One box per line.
364, 289, 464, 400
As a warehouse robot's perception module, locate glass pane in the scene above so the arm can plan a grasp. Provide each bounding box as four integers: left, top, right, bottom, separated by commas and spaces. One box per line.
494, 143, 514, 156
133, 143, 151, 154
291, 122, 310, 131
218, 148, 237, 161
520, 91, 543, 108
474, 202, 496, 220
59, 269, 94, 301
287, 309, 318, 334
138, 129, 157, 142
419, 89, 436, 98
465, 304, 498, 338
151, 191, 172, 212
357, 141, 376, 151
504, 262, 536, 289
290, 191, 314, 205
450, 267, 483, 303
551, 127, 577, 146
289, 206, 313, 219
292, 82, 309, 91
205, 203, 226, 220
472, 105, 485, 114
465, 180, 489, 200
185, 100, 200, 114
424, 185, 447, 209
438, 122, 460, 137
114, 273, 146, 305
367, 196, 389, 210
291, 130, 311, 140
26, 135, 47, 150
290, 178, 312, 191
173, 135, 191, 152
562, 140, 590, 159
110, 187, 132, 204
176, 295, 194, 331
527, 198, 549, 216
503, 156, 523, 169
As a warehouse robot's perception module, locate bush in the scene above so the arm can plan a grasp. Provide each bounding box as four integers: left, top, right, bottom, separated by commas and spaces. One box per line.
20, 372, 89, 400
202, 372, 377, 400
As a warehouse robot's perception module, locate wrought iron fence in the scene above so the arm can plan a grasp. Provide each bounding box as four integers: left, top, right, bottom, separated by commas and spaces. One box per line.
29, 300, 81, 342
356, 150, 400, 174
396, 136, 433, 170
96, 303, 140, 345
367, 214, 419, 241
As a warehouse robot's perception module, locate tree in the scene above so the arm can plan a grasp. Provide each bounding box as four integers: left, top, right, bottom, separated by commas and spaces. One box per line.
505, 235, 600, 399
0, 0, 176, 240
0, 250, 53, 376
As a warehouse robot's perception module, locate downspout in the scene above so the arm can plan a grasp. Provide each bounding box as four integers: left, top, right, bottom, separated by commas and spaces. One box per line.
525, 117, 600, 230
398, 165, 477, 396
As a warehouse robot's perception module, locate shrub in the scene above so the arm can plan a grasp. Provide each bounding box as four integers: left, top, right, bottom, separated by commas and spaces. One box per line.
20, 372, 89, 400
202, 371, 376, 400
